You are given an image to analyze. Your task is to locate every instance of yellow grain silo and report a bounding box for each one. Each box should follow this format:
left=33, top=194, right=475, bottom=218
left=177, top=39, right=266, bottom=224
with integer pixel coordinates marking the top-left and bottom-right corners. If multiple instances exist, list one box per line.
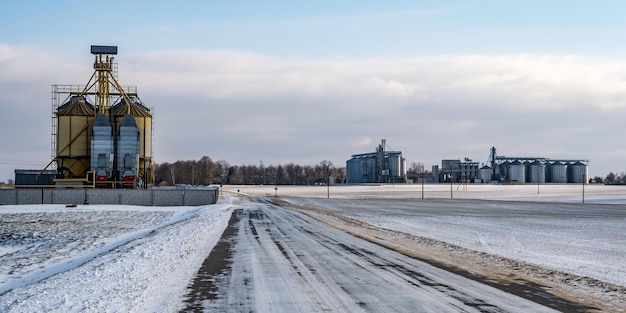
left=55, top=95, right=95, bottom=178
left=111, top=96, right=153, bottom=187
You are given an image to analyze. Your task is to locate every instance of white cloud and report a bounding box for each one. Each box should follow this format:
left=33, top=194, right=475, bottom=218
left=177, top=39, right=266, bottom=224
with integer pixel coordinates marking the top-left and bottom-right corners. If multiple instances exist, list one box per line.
left=1, top=45, right=626, bottom=181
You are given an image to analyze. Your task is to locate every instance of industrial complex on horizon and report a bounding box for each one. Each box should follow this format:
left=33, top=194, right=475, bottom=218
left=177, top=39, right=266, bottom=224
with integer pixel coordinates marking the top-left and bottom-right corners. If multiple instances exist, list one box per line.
left=346, top=140, right=589, bottom=185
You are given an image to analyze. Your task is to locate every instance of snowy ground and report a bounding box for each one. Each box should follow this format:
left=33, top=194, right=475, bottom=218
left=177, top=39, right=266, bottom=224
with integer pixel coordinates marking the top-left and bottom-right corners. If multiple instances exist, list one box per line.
left=0, top=200, right=234, bottom=312
left=0, top=184, right=624, bottom=312
left=228, top=183, right=626, bottom=204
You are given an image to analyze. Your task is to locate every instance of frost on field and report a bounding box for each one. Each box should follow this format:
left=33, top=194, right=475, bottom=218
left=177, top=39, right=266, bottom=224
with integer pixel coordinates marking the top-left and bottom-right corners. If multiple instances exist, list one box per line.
left=0, top=209, right=174, bottom=285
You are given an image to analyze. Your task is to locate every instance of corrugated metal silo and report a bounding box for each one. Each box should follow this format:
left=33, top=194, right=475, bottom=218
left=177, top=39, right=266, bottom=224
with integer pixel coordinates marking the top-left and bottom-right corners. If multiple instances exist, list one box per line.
left=387, top=152, right=402, bottom=177
left=56, top=95, right=95, bottom=178
left=117, top=114, right=140, bottom=187
left=529, top=160, right=546, bottom=184
left=90, top=114, right=113, bottom=180
left=508, top=160, right=526, bottom=183
left=549, top=162, right=568, bottom=183
left=568, top=161, right=588, bottom=184
left=112, top=96, right=153, bottom=187
left=480, top=165, right=491, bottom=183
left=346, top=155, right=377, bottom=183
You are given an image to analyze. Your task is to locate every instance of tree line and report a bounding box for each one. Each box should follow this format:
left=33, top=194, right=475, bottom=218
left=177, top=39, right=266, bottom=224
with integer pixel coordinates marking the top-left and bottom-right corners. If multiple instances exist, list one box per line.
left=153, top=157, right=346, bottom=186
left=152, top=158, right=436, bottom=186
left=594, top=172, right=626, bottom=185
left=154, top=158, right=626, bottom=186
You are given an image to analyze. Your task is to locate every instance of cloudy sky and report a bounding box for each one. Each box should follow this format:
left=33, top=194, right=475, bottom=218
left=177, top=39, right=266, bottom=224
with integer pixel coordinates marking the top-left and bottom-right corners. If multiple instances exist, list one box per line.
left=1, top=0, right=626, bottom=182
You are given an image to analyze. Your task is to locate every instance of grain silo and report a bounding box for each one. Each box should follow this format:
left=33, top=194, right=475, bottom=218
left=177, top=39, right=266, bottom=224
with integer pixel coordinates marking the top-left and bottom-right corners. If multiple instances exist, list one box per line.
left=346, top=139, right=406, bottom=184
left=387, top=152, right=402, bottom=178
left=111, top=96, right=153, bottom=187
left=47, top=45, right=153, bottom=188
left=55, top=95, right=95, bottom=178
left=116, top=114, right=140, bottom=188
left=90, top=114, right=113, bottom=186
left=528, top=160, right=546, bottom=184
left=549, top=162, right=568, bottom=183
left=508, top=160, right=526, bottom=183
left=479, top=165, right=491, bottom=183
left=568, top=161, right=588, bottom=184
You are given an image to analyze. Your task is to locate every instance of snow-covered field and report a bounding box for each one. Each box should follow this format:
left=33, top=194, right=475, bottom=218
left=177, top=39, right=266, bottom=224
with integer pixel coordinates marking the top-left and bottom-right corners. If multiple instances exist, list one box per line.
left=0, top=200, right=234, bottom=312
left=229, top=183, right=626, bottom=204
left=235, top=184, right=626, bottom=288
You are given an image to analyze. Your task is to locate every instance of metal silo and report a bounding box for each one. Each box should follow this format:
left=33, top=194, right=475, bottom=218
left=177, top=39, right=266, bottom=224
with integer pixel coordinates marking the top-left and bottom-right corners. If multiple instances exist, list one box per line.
left=529, top=160, right=546, bottom=184
left=346, top=155, right=377, bottom=183
left=508, top=160, right=526, bottom=183
left=480, top=165, right=491, bottom=183
left=56, top=95, right=95, bottom=178
left=117, top=114, right=140, bottom=188
left=112, top=96, right=153, bottom=188
left=90, top=114, right=113, bottom=186
left=387, top=152, right=402, bottom=178
left=549, top=162, right=568, bottom=183
left=568, top=161, right=588, bottom=184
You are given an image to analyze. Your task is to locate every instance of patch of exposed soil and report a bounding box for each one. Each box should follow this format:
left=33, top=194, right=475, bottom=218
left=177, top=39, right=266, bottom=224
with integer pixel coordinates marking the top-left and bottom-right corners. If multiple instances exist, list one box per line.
left=181, top=209, right=242, bottom=312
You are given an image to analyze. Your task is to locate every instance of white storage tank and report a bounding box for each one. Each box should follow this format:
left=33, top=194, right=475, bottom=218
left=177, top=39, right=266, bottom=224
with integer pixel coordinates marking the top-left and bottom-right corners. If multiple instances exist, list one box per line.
left=480, top=165, right=491, bottom=183
left=401, top=157, right=407, bottom=178
left=529, top=160, right=546, bottom=184
left=568, top=161, right=588, bottom=184
left=508, top=160, right=526, bottom=183
left=550, top=162, right=568, bottom=183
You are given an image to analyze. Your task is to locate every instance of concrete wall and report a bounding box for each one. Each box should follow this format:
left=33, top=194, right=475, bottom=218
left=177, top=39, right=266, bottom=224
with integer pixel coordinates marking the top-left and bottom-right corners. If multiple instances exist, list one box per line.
left=0, top=188, right=218, bottom=206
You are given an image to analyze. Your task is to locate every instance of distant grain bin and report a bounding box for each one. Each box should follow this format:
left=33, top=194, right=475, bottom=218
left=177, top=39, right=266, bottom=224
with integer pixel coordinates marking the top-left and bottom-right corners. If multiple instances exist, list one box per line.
left=508, top=160, right=526, bottom=183
left=346, top=139, right=407, bottom=184
left=550, top=162, right=568, bottom=183
left=46, top=45, right=153, bottom=188
left=479, top=165, right=491, bottom=183
left=568, top=161, right=588, bottom=183
left=484, top=147, right=588, bottom=184
left=528, top=160, right=546, bottom=184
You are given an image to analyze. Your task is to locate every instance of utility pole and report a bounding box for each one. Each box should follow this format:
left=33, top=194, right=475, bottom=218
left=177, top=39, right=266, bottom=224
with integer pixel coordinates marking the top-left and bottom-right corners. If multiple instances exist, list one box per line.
left=450, top=173, right=453, bottom=199
left=582, top=170, right=586, bottom=204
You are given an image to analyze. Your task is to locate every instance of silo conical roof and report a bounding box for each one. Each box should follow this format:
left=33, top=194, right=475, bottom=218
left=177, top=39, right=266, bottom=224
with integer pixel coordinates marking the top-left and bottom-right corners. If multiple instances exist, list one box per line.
left=57, top=96, right=95, bottom=116
left=111, top=96, right=150, bottom=117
